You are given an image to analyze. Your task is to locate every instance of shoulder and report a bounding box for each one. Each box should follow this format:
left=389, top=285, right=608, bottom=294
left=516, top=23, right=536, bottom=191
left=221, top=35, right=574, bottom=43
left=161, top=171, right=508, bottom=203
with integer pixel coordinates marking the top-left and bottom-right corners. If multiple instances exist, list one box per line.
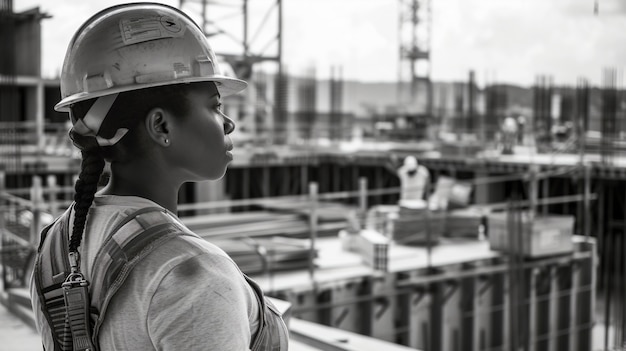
left=158, top=236, right=243, bottom=283
left=143, top=238, right=258, bottom=349
left=137, top=234, right=253, bottom=305
left=105, top=234, right=258, bottom=346
left=156, top=244, right=249, bottom=303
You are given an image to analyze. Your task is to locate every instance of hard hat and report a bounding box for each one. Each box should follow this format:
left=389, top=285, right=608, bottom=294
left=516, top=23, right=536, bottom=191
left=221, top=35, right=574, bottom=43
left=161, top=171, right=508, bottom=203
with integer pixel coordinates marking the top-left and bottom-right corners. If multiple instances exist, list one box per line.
left=54, top=2, right=247, bottom=112
left=502, top=116, right=518, bottom=133
left=403, top=155, right=418, bottom=168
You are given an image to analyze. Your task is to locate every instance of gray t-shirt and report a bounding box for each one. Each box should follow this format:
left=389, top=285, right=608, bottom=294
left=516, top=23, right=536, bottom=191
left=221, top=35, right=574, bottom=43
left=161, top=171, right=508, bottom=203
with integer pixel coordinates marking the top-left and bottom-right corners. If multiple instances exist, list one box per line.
left=32, top=195, right=260, bottom=350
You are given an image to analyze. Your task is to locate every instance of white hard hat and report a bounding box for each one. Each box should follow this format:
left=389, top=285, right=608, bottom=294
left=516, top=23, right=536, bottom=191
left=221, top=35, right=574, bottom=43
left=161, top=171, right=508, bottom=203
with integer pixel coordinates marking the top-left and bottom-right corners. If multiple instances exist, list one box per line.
left=502, top=117, right=518, bottom=133
left=403, top=155, right=418, bottom=168
left=55, top=2, right=247, bottom=112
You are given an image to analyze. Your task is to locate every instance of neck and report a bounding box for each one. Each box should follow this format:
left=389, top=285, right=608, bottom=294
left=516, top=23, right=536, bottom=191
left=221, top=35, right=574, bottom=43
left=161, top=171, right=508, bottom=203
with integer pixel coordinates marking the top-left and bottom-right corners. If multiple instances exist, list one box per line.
left=100, top=161, right=181, bottom=213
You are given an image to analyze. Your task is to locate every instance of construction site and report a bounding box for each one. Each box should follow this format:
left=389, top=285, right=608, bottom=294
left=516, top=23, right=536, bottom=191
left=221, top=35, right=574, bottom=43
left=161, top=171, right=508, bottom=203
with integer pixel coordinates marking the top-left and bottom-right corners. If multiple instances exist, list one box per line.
left=0, top=0, right=624, bottom=350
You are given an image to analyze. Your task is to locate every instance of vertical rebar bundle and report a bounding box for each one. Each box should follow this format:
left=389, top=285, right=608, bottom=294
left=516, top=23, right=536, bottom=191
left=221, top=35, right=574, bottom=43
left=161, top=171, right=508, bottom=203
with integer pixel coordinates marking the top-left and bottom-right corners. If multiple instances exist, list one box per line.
left=601, top=68, right=618, bottom=164
left=298, top=67, right=316, bottom=141
left=533, top=75, right=554, bottom=149
left=575, top=78, right=590, bottom=161
left=274, top=67, right=289, bottom=144
left=453, top=82, right=464, bottom=134
left=467, top=70, right=476, bottom=137
left=329, top=66, right=343, bottom=141
left=485, top=84, right=507, bottom=141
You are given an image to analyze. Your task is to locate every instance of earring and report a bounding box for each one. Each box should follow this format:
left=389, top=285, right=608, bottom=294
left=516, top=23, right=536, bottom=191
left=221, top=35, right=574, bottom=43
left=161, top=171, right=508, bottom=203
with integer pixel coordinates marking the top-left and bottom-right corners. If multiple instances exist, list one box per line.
left=164, top=138, right=169, bottom=144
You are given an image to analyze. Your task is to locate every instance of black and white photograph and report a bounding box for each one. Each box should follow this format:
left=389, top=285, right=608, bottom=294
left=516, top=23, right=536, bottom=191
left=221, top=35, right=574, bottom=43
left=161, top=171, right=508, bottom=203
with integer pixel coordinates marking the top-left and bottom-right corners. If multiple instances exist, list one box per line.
left=0, top=0, right=624, bottom=350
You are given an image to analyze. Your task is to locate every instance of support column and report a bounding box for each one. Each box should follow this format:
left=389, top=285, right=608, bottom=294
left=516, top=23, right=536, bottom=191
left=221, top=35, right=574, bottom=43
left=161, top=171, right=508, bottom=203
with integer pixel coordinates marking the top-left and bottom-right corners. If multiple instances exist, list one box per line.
left=36, top=81, right=45, bottom=154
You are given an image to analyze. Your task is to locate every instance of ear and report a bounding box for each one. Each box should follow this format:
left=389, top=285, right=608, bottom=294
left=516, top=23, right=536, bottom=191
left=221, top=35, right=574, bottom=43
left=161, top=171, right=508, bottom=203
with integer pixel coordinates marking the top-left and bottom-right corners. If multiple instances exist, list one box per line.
left=145, top=108, right=171, bottom=147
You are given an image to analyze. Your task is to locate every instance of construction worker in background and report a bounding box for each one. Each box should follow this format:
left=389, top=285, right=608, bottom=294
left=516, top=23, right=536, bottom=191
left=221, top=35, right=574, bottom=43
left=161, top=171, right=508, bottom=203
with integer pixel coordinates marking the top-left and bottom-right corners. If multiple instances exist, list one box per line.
left=30, top=3, right=288, bottom=350
left=501, top=116, right=519, bottom=155
left=397, top=155, right=430, bottom=206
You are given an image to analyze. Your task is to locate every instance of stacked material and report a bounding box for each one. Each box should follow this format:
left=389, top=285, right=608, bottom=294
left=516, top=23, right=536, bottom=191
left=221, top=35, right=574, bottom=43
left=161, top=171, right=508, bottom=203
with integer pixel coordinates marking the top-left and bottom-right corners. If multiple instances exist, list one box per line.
left=445, top=207, right=487, bottom=239
left=339, top=229, right=390, bottom=271
left=181, top=211, right=310, bottom=239
left=439, top=141, right=483, bottom=157
left=394, top=204, right=444, bottom=245
left=257, top=199, right=355, bottom=237
left=487, top=212, right=575, bottom=257
left=365, top=204, right=398, bottom=234
left=210, top=237, right=313, bottom=275
left=366, top=203, right=442, bottom=246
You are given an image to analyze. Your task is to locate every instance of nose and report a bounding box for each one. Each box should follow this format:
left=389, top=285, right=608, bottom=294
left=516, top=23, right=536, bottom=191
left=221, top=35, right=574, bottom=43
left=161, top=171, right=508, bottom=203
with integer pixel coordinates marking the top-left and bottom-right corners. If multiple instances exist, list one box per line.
left=222, top=113, right=235, bottom=135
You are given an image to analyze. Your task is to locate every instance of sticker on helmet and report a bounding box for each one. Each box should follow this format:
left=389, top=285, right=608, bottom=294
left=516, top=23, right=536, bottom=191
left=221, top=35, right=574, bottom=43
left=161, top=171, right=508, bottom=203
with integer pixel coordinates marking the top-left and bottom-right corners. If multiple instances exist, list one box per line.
left=160, top=16, right=182, bottom=33
left=119, top=16, right=185, bottom=46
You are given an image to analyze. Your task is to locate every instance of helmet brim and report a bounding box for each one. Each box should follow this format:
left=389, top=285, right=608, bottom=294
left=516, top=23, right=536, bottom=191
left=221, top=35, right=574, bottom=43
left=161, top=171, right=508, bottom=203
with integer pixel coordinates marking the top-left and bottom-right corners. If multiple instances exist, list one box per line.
left=54, top=76, right=247, bottom=112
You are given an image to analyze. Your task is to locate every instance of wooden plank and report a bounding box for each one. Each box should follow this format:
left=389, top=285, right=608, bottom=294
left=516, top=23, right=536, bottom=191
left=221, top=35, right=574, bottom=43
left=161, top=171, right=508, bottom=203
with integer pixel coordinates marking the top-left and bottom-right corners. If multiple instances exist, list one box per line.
left=290, top=318, right=420, bottom=351
left=181, top=211, right=300, bottom=228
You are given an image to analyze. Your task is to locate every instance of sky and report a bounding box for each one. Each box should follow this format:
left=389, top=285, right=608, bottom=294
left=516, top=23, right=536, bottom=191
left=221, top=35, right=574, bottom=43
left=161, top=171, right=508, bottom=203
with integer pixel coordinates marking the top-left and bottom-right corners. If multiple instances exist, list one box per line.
left=13, top=0, right=626, bottom=87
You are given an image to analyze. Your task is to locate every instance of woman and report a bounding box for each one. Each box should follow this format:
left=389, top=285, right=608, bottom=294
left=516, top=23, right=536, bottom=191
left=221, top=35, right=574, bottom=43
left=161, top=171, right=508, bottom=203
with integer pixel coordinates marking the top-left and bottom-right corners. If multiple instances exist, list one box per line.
left=30, top=3, right=288, bottom=350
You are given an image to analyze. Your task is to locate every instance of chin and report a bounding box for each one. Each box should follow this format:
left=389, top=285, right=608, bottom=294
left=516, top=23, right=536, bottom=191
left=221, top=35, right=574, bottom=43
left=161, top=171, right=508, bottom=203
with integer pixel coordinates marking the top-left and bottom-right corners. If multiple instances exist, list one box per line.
left=186, top=161, right=230, bottom=182
left=199, top=168, right=228, bottom=181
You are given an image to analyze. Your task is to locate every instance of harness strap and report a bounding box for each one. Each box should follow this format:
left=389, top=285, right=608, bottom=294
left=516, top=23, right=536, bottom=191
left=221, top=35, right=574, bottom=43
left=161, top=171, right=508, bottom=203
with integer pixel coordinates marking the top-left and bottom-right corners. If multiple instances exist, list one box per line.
left=34, top=206, right=73, bottom=351
left=34, top=204, right=196, bottom=351
left=88, top=209, right=197, bottom=347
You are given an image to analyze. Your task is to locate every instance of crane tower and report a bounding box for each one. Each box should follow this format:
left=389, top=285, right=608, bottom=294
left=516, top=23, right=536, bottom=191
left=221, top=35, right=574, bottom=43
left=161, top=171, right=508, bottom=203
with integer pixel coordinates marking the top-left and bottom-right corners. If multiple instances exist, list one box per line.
left=398, top=0, right=432, bottom=117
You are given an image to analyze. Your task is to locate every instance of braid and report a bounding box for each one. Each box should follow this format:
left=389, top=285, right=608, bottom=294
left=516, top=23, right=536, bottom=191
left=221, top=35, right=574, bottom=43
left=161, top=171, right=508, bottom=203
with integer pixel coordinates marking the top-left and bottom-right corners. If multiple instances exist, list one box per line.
left=69, top=144, right=105, bottom=253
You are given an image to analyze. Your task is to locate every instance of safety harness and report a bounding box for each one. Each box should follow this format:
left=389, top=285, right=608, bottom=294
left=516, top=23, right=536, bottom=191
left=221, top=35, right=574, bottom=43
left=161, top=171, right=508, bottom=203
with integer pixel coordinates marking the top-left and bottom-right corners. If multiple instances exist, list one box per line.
left=33, top=204, right=289, bottom=351
left=33, top=205, right=199, bottom=351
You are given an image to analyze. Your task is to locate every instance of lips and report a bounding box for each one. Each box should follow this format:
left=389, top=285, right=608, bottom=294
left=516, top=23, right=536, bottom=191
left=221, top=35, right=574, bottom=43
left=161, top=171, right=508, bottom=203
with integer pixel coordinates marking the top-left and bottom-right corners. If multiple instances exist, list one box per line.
left=225, top=137, right=234, bottom=151
left=225, top=143, right=234, bottom=160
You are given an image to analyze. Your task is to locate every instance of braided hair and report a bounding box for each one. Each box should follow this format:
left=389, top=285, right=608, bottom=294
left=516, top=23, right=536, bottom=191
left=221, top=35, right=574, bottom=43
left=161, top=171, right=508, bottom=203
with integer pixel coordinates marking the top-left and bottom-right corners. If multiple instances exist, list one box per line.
left=68, top=133, right=105, bottom=252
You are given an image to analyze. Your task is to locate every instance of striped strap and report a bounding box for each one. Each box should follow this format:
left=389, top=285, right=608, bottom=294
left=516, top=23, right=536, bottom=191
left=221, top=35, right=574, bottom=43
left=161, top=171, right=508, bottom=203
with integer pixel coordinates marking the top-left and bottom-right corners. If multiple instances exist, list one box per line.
left=34, top=206, right=74, bottom=351
left=88, top=208, right=197, bottom=342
